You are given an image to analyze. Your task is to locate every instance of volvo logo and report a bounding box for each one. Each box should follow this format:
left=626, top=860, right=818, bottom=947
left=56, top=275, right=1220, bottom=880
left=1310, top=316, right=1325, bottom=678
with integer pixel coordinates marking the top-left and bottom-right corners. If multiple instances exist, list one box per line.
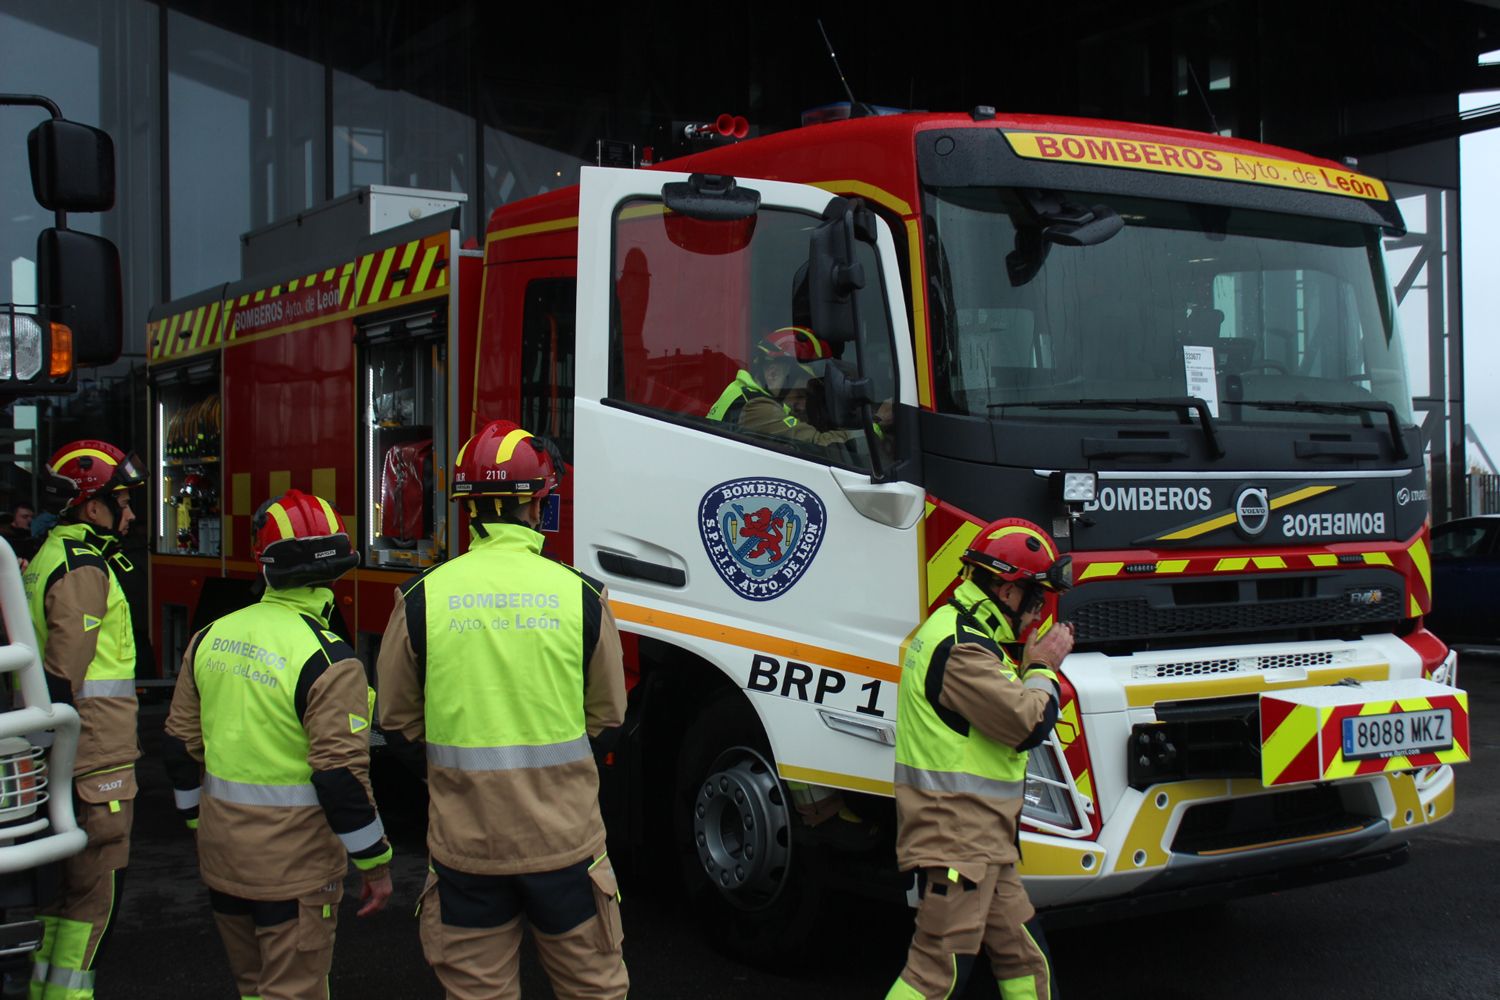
left=1397, top=486, right=1427, bottom=506
left=1234, top=486, right=1270, bottom=537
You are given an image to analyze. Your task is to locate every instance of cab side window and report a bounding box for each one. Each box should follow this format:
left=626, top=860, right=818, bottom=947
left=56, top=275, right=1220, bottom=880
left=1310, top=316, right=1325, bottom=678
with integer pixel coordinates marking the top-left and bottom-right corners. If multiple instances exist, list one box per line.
left=519, top=278, right=576, bottom=464
left=607, top=198, right=896, bottom=471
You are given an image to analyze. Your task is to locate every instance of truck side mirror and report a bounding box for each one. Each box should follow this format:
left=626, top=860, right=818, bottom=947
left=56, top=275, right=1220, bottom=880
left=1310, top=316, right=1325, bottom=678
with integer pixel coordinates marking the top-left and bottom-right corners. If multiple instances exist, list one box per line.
left=37, top=228, right=122, bottom=366
left=27, top=119, right=115, bottom=213
left=806, top=199, right=875, bottom=345
left=818, top=360, right=875, bottom=430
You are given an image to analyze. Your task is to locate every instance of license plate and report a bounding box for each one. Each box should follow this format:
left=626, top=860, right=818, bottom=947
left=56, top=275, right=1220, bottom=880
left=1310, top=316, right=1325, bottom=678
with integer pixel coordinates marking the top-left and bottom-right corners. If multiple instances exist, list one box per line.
left=1341, top=710, right=1453, bottom=761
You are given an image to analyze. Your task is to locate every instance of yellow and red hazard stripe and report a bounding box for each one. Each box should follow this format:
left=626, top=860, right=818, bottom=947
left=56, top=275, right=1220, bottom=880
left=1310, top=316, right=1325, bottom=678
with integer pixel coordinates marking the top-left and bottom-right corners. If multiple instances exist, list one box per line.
left=1072, top=530, right=1432, bottom=616
left=1260, top=691, right=1470, bottom=786
left=148, top=232, right=451, bottom=363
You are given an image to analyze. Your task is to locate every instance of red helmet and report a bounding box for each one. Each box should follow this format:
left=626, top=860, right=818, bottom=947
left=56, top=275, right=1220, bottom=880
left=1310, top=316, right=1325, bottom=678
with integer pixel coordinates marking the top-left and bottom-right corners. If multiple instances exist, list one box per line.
left=43, top=440, right=145, bottom=512
left=170, top=472, right=218, bottom=512
left=961, top=518, right=1072, bottom=592
left=450, top=420, right=560, bottom=501
left=252, top=489, right=359, bottom=588
left=755, top=326, right=832, bottom=383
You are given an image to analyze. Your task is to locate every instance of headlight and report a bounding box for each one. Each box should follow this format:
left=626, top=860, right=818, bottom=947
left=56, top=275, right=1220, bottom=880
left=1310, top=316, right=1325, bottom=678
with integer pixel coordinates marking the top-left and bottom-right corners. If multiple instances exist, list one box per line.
left=1023, top=741, right=1081, bottom=831
left=0, top=312, right=44, bottom=380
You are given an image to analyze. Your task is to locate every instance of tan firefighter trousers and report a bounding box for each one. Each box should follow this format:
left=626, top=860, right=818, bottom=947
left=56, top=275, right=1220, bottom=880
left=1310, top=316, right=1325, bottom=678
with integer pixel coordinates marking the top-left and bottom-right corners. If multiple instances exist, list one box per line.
left=417, top=854, right=627, bottom=1000
left=209, top=881, right=342, bottom=1000
left=889, top=862, right=1051, bottom=1000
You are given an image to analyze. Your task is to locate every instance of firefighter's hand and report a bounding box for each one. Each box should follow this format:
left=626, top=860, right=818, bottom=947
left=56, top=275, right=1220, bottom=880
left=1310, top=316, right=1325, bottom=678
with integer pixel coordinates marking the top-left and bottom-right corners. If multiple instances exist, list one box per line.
left=1023, top=621, right=1074, bottom=670
left=357, top=866, right=393, bottom=917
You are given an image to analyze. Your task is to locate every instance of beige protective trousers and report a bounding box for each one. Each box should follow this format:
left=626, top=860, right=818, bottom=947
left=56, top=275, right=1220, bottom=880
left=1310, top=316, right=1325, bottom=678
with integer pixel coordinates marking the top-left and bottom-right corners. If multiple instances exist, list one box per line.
left=209, top=882, right=342, bottom=1000
left=417, top=855, right=627, bottom=1000
left=888, top=863, right=1051, bottom=1000
left=29, top=798, right=132, bottom=1000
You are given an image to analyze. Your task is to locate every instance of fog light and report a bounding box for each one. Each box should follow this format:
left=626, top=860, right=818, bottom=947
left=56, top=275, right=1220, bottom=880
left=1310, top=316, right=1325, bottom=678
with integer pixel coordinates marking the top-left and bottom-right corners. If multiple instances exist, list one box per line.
left=1062, top=471, right=1097, bottom=504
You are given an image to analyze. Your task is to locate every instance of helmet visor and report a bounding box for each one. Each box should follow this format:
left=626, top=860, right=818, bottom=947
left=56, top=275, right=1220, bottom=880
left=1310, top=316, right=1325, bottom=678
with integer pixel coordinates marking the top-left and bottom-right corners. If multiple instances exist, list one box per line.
left=107, top=452, right=147, bottom=492
left=1039, top=554, right=1073, bottom=592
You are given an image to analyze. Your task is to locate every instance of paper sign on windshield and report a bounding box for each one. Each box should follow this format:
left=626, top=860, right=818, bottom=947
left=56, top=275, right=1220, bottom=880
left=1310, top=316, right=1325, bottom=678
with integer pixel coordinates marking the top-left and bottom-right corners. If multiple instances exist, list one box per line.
left=1182, top=345, right=1220, bottom=418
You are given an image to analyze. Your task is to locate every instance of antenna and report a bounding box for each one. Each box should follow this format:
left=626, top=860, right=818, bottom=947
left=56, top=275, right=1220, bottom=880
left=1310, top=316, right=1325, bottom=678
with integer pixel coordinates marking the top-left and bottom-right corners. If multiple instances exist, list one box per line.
left=817, top=19, right=869, bottom=118
left=1185, top=60, right=1221, bottom=136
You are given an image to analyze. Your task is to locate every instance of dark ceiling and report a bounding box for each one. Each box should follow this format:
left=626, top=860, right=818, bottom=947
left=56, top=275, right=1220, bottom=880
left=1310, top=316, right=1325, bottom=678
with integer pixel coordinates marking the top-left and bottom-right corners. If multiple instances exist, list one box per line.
left=158, top=0, right=1500, bottom=184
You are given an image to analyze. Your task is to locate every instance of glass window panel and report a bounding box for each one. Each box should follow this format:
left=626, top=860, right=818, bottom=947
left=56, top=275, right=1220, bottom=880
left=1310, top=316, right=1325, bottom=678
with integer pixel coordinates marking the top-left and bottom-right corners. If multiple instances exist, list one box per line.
left=483, top=126, right=586, bottom=216
left=168, top=12, right=323, bottom=296
left=0, top=0, right=159, bottom=357
left=608, top=201, right=897, bottom=471
left=333, top=72, right=477, bottom=238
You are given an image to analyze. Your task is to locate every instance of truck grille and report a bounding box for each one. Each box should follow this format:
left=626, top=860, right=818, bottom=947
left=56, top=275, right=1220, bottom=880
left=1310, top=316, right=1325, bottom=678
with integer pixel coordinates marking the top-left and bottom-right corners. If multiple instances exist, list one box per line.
left=1132, top=649, right=1346, bottom=680
left=1069, top=581, right=1402, bottom=646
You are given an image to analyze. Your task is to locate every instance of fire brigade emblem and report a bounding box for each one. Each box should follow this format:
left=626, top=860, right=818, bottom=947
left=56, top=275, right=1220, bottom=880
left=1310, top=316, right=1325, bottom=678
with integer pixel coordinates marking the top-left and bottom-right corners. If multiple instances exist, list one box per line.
left=699, top=478, right=827, bottom=601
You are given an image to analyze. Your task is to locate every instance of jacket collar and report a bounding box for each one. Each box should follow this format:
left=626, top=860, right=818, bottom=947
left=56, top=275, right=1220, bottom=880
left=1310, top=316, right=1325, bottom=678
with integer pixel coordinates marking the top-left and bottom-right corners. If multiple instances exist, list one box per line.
left=51, top=520, right=116, bottom=554
left=260, top=585, right=336, bottom=625
left=950, top=578, right=1018, bottom=644
left=734, top=369, right=771, bottom=398
left=469, top=520, right=545, bottom=555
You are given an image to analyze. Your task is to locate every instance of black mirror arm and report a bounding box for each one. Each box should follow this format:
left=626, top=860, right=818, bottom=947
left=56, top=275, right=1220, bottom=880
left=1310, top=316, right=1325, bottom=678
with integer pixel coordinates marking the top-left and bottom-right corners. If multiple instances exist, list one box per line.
left=0, top=94, right=66, bottom=229
left=836, top=209, right=888, bottom=480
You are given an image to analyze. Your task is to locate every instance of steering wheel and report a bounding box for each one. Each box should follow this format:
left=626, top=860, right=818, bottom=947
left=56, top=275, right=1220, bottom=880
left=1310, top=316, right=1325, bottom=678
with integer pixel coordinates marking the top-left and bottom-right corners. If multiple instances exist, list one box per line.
left=1239, top=360, right=1288, bottom=375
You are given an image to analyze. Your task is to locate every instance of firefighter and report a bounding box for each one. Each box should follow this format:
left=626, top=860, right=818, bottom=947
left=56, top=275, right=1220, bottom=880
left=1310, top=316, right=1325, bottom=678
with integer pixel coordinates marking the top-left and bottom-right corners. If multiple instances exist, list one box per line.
left=886, top=517, right=1075, bottom=1000
left=377, top=419, right=628, bottom=1000
left=22, top=440, right=145, bottom=1000
left=707, top=326, right=861, bottom=448
left=162, top=489, right=393, bottom=1000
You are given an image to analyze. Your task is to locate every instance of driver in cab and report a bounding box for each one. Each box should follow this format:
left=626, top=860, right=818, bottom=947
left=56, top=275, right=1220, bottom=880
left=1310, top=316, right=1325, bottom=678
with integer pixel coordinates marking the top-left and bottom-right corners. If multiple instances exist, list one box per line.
left=708, top=326, right=889, bottom=456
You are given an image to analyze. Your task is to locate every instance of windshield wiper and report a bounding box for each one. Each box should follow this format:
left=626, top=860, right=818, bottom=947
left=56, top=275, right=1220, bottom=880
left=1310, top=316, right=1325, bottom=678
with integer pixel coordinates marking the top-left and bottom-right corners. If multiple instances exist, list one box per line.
left=988, top=396, right=1223, bottom=459
left=1233, top=399, right=1408, bottom=460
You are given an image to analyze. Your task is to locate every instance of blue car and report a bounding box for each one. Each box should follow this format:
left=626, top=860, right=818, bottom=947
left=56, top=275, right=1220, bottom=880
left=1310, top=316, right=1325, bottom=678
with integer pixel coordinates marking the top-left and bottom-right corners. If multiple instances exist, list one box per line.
left=1427, top=514, right=1500, bottom=645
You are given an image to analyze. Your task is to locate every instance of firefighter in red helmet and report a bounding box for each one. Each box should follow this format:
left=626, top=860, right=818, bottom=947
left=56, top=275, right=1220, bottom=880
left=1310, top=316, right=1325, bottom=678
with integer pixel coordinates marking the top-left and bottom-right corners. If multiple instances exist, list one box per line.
left=708, top=326, right=864, bottom=450
left=886, top=518, right=1075, bottom=1000
left=377, top=420, right=628, bottom=999
left=23, top=440, right=145, bottom=999
left=163, top=489, right=392, bottom=1000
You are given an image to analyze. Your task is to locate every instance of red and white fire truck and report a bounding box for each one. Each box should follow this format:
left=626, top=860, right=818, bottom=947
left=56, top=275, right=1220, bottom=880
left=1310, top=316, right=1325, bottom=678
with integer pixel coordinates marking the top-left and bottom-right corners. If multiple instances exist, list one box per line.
left=145, top=109, right=1470, bottom=949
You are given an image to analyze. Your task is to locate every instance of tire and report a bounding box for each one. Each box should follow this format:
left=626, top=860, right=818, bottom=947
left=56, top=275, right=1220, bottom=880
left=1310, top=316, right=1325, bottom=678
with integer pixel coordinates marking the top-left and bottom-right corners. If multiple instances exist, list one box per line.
left=673, top=691, right=829, bottom=967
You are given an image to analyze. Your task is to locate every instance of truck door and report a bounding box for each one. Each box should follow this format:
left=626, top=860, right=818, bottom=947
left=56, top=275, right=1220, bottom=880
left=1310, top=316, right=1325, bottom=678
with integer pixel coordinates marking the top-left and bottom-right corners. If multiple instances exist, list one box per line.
left=573, top=166, right=922, bottom=789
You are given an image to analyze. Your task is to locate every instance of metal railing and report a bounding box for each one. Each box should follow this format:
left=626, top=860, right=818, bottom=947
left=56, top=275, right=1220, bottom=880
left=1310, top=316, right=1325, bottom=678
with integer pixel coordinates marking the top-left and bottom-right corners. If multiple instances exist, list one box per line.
left=0, top=539, right=84, bottom=872
left=1468, top=473, right=1500, bottom=515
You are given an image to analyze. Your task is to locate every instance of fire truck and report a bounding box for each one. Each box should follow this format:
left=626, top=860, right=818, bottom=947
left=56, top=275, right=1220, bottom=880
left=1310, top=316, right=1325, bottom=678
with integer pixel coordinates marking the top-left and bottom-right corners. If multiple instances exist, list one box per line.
left=145, top=109, right=1470, bottom=951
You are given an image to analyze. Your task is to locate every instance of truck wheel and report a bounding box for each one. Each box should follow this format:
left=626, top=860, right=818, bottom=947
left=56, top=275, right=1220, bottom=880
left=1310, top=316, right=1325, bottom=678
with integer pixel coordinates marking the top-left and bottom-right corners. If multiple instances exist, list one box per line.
left=674, top=692, right=828, bottom=966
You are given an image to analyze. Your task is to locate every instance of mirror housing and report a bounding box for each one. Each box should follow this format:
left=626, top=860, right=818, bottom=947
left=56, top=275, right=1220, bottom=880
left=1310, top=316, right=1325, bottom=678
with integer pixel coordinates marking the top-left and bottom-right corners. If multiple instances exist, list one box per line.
left=28, top=118, right=115, bottom=213
left=662, top=173, right=760, bottom=221
left=819, top=360, right=875, bottom=430
left=806, top=198, right=876, bottom=345
left=37, top=228, right=122, bottom=366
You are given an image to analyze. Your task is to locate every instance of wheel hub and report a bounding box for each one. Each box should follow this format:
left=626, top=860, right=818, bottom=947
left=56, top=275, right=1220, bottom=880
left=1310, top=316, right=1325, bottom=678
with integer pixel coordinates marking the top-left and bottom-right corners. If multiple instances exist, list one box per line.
left=692, top=745, right=792, bottom=910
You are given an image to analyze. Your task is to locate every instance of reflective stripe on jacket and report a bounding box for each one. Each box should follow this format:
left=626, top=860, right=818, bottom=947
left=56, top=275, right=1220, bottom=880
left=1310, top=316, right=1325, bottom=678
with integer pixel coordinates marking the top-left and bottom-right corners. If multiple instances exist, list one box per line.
left=377, top=521, right=627, bottom=875
left=165, top=585, right=391, bottom=899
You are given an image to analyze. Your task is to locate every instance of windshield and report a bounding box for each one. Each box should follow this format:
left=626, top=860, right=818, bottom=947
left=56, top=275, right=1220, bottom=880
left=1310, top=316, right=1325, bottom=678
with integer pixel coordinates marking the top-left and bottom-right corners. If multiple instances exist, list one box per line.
left=926, top=189, right=1413, bottom=428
